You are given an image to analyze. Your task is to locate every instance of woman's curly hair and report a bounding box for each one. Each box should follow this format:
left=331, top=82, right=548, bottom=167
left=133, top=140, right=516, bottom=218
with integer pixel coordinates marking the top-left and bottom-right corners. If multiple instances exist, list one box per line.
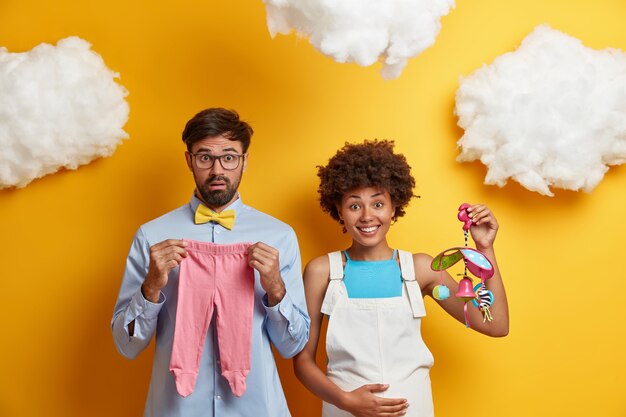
left=317, top=140, right=416, bottom=222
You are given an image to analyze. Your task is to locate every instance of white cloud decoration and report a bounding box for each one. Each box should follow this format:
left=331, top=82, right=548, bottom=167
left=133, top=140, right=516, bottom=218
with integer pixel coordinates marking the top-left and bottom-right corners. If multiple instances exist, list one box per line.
left=264, top=0, right=455, bottom=79
left=455, top=25, right=626, bottom=196
left=0, top=37, right=129, bottom=189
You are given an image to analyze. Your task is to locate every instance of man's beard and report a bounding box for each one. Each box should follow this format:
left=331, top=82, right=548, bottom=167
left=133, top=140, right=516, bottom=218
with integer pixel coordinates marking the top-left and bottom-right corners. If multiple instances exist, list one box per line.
left=197, top=174, right=241, bottom=208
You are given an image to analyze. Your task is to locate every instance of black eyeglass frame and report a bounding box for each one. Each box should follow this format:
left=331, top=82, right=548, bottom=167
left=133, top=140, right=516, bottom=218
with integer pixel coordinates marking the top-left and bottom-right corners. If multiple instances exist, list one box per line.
left=187, top=152, right=246, bottom=170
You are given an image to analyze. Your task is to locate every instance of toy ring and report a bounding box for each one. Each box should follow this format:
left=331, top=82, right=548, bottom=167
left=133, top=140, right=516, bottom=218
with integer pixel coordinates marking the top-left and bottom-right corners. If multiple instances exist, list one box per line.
left=471, top=283, right=494, bottom=308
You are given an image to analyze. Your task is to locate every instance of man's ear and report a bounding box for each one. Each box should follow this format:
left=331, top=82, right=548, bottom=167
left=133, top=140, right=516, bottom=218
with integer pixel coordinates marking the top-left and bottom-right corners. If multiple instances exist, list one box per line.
left=242, top=153, right=249, bottom=172
left=185, top=151, right=193, bottom=171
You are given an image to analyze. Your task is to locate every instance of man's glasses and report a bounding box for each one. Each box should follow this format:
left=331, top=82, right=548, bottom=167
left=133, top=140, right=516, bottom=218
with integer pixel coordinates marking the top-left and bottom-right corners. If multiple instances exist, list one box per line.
left=188, top=153, right=244, bottom=170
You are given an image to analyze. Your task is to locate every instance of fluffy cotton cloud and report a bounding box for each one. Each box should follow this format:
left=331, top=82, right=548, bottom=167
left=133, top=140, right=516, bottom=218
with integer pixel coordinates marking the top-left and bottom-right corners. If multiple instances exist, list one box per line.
left=264, top=0, right=455, bottom=79
left=455, top=25, right=626, bottom=196
left=0, top=37, right=129, bottom=189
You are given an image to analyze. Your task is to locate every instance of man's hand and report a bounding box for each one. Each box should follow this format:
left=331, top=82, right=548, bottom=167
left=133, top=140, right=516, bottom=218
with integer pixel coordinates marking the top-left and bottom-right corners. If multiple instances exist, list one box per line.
left=141, top=239, right=188, bottom=303
left=247, top=242, right=286, bottom=306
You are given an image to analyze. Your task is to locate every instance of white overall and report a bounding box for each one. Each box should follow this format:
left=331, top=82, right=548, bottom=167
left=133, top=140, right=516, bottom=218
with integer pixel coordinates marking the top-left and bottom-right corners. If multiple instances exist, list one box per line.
left=320, top=250, right=435, bottom=417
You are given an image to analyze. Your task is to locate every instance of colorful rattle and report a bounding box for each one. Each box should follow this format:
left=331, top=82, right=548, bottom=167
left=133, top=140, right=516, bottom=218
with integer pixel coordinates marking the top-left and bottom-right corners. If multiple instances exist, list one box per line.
left=430, top=203, right=495, bottom=328
left=472, top=283, right=494, bottom=322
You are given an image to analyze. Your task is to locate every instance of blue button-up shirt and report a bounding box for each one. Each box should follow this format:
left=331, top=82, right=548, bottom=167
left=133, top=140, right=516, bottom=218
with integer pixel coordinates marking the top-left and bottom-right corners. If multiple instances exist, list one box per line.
left=111, top=195, right=310, bottom=417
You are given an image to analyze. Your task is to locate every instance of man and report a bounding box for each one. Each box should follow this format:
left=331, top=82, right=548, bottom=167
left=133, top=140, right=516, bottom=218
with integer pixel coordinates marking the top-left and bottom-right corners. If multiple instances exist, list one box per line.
left=111, top=108, right=310, bottom=417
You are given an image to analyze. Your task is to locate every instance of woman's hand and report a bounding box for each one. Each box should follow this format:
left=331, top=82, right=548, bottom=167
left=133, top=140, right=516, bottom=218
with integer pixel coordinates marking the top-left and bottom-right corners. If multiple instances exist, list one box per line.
left=340, top=384, right=408, bottom=417
left=467, top=204, right=499, bottom=251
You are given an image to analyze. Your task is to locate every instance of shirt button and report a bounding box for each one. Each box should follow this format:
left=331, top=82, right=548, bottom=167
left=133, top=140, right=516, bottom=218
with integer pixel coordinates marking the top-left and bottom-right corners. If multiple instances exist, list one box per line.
left=215, top=230, right=220, bottom=234
left=216, top=395, right=222, bottom=400
left=289, top=326, right=294, bottom=332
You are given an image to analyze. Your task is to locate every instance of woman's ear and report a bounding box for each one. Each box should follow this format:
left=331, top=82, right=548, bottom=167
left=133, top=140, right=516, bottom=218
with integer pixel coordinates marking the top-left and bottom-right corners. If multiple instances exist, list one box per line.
left=335, top=205, right=343, bottom=221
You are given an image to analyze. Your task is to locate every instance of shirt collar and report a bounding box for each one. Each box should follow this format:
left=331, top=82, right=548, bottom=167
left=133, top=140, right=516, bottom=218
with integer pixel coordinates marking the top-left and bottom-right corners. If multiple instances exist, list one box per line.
left=189, top=193, right=244, bottom=216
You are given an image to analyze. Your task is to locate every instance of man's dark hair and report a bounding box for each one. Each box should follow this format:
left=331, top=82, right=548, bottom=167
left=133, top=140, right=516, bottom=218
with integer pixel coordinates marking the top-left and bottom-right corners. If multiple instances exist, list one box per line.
left=182, top=108, right=253, bottom=152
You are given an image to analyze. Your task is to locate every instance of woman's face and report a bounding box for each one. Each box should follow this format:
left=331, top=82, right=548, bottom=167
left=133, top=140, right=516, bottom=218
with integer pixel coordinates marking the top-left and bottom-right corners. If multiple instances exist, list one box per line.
left=338, top=186, right=396, bottom=248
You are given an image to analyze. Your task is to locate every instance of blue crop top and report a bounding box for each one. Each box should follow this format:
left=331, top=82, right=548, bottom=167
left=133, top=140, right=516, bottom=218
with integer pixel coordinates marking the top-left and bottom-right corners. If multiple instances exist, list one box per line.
left=343, top=250, right=403, bottom=298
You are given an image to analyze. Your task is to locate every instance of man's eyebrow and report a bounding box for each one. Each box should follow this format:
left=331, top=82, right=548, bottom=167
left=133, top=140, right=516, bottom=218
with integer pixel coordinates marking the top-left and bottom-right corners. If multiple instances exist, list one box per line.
left=194, top=146, right=239, bottom=153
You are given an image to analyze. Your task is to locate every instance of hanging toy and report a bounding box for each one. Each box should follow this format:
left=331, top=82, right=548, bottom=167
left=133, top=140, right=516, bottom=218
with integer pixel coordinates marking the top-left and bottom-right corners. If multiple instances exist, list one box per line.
left=432, top=283, right=450, bottom=300
left=430, top=203, right=495, bottom=328
left=457, top=203, right=473, bottom=231
left=472, top=283, right=494, bottom=322
left=432, top=255, right=450, bottom=300
left=456, top=276, right=476, bottom=327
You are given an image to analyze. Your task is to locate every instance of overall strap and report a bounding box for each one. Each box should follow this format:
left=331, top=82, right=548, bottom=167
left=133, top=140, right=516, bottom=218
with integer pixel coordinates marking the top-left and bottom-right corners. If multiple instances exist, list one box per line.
left=398, top=250, right=426, bottom=318
left=329, top=251, right=344, bottom=280
left=321, top=251, right=345, bottom=315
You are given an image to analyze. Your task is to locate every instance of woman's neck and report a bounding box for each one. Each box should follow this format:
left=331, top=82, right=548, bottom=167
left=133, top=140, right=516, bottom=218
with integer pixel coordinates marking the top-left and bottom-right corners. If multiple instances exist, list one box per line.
left=346, top=241, right=393, bottom=261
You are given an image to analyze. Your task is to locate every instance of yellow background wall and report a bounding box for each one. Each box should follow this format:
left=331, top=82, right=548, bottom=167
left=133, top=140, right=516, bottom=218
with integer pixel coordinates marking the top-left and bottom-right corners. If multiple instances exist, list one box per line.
left=1, top=1, right=625, bottom=416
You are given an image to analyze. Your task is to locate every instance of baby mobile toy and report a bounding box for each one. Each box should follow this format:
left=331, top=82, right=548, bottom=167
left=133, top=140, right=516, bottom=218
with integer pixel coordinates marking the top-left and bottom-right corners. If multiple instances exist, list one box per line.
left=430, top=203, right=495, bottom=328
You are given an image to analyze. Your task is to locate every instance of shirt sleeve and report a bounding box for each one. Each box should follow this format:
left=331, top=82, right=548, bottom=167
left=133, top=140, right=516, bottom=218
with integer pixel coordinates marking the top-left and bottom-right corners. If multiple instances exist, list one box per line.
left=111, top=228, right=164, bottom=359
left=262, top=229, right=310, bottom=358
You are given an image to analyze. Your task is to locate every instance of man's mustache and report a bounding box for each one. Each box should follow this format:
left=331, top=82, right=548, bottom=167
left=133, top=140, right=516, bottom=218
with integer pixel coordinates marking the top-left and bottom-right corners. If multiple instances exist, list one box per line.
left=205, top=175, right=231, bottom=185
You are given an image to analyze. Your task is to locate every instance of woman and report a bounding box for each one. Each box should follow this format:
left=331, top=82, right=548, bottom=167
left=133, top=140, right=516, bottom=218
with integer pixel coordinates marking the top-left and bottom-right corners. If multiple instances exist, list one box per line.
left=293, top=140, right=509, bottom=417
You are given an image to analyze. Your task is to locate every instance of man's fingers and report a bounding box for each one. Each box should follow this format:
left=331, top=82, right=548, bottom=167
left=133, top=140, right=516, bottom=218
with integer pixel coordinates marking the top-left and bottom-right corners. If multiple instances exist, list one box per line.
left=248, top=245, right=279, bottom=273
left=248, top=249, right=272, bottom=265
left=150, top=248, right=187, bottom=278
left=248, top=259, right=263, bottom=273
left=248, top=256, right=272, bottom=275
left=151, top=244, right=188, bottom=260
left=248, top=242, right=278, bottom=257
left=151, top=239, right=188, bottom=251
left=165, top=259, right=179, bottom=269
left=163, top=253, right=184, bottom=265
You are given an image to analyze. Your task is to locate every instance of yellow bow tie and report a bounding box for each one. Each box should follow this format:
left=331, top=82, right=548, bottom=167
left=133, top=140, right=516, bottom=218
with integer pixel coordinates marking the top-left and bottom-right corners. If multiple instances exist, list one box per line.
left=195, top=205, right=236, bottom=230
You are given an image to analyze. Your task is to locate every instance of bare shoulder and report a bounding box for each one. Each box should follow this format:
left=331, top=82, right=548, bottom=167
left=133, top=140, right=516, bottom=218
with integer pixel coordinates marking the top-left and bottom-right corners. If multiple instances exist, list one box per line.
left=302, top=254, right=334, bottom=301
left=412, top=252, right=438, bottom=291
left=304, top=254, right=331, bottom=282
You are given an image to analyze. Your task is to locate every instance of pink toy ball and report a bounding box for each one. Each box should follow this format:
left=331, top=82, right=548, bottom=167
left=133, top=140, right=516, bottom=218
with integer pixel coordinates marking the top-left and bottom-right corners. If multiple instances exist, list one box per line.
left=457, top=203, right=473, bottom=231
